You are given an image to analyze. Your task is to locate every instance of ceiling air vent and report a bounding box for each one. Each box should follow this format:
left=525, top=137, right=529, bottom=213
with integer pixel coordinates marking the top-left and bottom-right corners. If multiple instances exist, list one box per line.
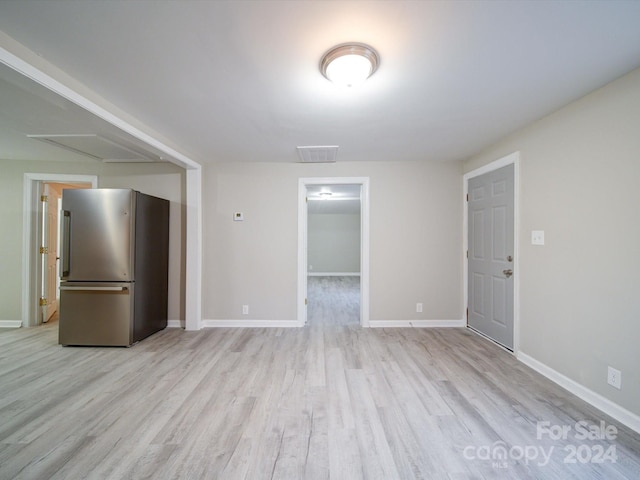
left=27, top=134, right=155, bottom=162
left=296, top=145, right=339, bottom=163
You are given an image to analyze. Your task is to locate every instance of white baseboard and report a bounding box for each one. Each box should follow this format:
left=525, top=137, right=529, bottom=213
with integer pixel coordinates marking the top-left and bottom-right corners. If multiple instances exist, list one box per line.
left=517, top=351, right=640, bottom=435
left=202, top=319, right=300, bottom=328
left=166, top=320, right=184, bottom=328
left=307, top=272, right=361, bottom=277
left=369, top=319, right=466, bottom=328
left=0, top=320, right=22, bottom=328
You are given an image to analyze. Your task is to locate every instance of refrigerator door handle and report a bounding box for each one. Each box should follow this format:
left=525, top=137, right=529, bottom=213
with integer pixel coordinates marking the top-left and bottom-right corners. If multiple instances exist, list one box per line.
left=61, top=210, right=71, bottom=278
left=59, top=286, right=129, bottom=292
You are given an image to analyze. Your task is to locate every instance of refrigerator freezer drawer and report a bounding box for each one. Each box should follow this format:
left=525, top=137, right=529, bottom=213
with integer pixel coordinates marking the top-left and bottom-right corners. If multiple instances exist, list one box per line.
left=59, top=283, right=134, bottom=346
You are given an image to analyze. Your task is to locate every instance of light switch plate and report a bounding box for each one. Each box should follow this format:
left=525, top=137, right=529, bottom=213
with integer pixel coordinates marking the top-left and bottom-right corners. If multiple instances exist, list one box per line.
left=233, top=212, right=244, bottom=221
left=531, top=230, right=545, bottom=245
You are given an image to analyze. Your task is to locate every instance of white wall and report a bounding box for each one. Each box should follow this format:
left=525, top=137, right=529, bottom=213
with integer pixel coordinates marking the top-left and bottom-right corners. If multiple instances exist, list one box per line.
left=308, top=213, right=360, bottom=274
left=464, top=67, right=640, bottom=417
left=202, top=159, right=462, bottom=322
left=0, top=159, right=185, bottom=324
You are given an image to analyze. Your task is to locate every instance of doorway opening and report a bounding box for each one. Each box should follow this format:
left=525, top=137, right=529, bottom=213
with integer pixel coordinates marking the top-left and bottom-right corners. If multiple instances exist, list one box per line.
left=39, top=182, right=93, bottom=325
left=307, top=184, right=361, bottom=326
left=23, top=173, right=97, bottom=327
left=298, top=177, right=370, bottom=327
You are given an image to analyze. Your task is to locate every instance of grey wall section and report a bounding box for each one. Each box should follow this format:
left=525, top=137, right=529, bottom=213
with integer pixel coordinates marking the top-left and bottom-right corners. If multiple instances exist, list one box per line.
left=202, top=160, right=462, bottom=322
left=0, top=160, right=26, bottom=322
left=464, top=67, right=640, bottom=417
left=0, top=159, right=185, bottom=323
left=308, top=213, right=361, bottom=274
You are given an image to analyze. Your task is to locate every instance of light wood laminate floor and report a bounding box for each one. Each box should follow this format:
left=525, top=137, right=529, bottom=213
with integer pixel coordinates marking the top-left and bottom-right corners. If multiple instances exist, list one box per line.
left=1, top=292, right=639, bottom=478
left=308, top=276, right=360, bottom=327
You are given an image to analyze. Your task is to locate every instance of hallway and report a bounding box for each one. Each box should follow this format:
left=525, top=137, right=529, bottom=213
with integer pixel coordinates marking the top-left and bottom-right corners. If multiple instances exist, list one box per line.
left=307, top=276, right=360, bottom=326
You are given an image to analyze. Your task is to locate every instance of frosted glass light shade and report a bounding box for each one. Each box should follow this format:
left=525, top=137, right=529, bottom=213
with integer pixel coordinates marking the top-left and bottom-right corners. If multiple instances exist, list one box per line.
left=321, top=43, right=379, bottom=88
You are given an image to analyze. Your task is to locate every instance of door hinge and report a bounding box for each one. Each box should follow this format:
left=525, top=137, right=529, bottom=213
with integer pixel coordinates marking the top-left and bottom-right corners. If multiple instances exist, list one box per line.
left=39, top=246, right=48, bottom=254
left=466, top=193, right=469, bottom=202
left=466, top=307, right=468, bottom=319
left=305, top=298, right=308, bottom=305
left=466, top=250, right=468, bottom=258
left=39, top=297, right=48, bottom=306
left=41, top=195, right=48, bottom=202
left=305, top=197, right=308, bottom=203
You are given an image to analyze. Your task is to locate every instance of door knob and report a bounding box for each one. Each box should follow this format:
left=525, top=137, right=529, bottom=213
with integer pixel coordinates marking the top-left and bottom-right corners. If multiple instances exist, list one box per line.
left=503, top=269, right=513, bottom=278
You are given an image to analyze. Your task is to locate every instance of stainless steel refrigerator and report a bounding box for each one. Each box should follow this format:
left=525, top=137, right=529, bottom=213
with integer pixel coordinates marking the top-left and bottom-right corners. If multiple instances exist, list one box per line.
left=59, top=188, right=169, bottom=346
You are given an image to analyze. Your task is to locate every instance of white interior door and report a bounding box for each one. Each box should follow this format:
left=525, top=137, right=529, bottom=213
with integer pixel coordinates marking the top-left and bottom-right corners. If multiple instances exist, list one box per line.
left=38, top=183, right=50, bottom=323
left=467, top=164, right=514, bottom=349
left=39, top=183, right=61, bottom=323
left=44, top=184, right=61, bottom=321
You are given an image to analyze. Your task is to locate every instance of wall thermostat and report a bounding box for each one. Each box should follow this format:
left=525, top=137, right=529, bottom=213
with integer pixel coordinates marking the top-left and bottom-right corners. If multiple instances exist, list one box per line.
left=233, top=212, right=244, bottom=221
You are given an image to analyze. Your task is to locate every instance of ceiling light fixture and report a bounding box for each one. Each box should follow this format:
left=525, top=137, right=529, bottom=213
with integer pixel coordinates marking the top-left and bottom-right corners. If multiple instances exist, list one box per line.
left=320, top=43, right=379, bottom=88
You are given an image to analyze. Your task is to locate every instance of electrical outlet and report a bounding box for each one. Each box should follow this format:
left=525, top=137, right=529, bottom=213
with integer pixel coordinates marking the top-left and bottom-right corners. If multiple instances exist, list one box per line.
left=242, top=305, right=249, bottom=315
left=416, top=303, right=423, bottom=313
left=607, top=366, right=622, bottom=389
left=531, top=230, right=545, bottom=245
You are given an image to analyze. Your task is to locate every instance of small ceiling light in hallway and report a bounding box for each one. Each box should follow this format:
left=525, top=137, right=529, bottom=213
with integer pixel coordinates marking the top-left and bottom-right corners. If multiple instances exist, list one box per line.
left=320, top=43, right=379, bottom=88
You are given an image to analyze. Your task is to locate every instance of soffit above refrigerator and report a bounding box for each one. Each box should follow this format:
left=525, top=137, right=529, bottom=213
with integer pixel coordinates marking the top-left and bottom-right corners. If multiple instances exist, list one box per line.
left=26, top=133, right=157, bottom=162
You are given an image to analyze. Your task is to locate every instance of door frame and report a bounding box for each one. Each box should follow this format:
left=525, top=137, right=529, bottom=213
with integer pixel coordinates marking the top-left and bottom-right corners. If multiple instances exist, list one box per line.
left=463, top=152, right=520, bottom=353
left=22, top=173, right=98, bottom=327
left=298, top=177, right=370, bottom=327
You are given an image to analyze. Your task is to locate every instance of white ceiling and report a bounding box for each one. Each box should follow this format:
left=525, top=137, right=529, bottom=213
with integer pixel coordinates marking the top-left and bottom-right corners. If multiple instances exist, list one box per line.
left=1, top=1, right=640, bottom=165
